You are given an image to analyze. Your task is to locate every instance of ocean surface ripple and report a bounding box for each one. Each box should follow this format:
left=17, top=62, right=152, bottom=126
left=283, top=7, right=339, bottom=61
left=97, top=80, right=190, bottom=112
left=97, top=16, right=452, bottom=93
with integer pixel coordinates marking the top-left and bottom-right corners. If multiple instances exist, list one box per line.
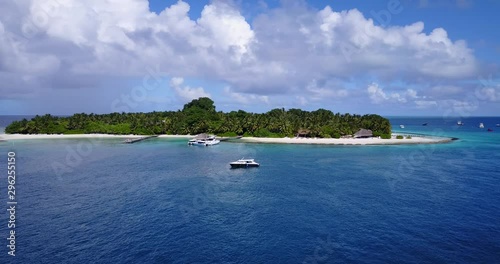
left=0, top=116, right=499, bottom=263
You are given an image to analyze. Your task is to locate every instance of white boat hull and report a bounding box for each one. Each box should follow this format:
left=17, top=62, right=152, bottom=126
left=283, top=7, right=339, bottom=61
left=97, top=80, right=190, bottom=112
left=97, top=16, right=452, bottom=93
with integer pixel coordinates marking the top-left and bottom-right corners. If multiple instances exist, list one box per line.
left=229, top=159, right=260, bottom=168
left=188, top=139, right=220, bottom=146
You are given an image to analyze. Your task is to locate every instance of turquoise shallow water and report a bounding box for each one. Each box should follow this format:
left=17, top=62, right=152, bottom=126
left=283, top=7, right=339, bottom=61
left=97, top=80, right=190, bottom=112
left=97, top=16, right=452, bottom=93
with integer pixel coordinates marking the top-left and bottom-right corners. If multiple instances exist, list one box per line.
left=0, top=116, right=499, bottom=263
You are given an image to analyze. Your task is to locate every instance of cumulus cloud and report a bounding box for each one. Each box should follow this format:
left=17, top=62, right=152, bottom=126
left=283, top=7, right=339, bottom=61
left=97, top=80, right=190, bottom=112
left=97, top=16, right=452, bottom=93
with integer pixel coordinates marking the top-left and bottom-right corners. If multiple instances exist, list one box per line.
left=223, top=86, right=269, bottom=105
left=0, top=0, right=482, bottom=109
left=367, top=83, right=389, bottom=104
left=475, top=87, right=500, bottom=102
left=304, top=79, right=348, bottom=101
left=367, top=83, right=418, bottom=104
left=169, top=77, right=210, bottom=102
left=473, top=75, right=500, bottom=102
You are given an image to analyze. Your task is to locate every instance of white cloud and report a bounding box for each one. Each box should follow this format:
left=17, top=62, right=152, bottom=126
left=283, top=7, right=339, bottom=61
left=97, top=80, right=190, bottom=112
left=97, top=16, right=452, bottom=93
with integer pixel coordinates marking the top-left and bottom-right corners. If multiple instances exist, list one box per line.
left=170, top=77, right=184, bottom=87
left=196, top=2, right=255, bottom=62
left=223, top=86, right=269, bottom=105
left=443, top=99, right=478, bottom=114
left=0, top=0, right=483, bottom=108
left=296, top=96, right=308, bottom=106
left=431, top=85, right=464, bottom=97
left=305, top=79, right=348, bottom=101
left=367, top=83, right=420, bottom=104
left=475, top=87, right=500, bottom=102
left=367, top=83, right=389, bottom=104
left=169, top=77, right=210, bottom=102
left=415, top=100, right=438, bottom=109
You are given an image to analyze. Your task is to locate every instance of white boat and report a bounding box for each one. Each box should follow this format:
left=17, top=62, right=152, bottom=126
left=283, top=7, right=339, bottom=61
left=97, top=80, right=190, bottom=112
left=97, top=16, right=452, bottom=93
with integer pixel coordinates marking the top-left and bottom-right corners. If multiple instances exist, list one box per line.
left=188, top=135, right=220, bottom=146
left=230, top=158, right=260, bottom=168
left=479, top=123, right=484, bottom=128
left=496, top=124, right=500, bottom=127
left=457, top=121, right=463, bottom=126
left=399, top=125, right=405, bottom=129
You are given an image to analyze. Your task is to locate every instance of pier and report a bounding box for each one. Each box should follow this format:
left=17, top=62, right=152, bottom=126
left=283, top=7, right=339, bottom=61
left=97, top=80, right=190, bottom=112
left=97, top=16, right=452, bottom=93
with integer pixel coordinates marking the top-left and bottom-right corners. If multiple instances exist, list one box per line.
left=123, top=135, right=158, bottom=144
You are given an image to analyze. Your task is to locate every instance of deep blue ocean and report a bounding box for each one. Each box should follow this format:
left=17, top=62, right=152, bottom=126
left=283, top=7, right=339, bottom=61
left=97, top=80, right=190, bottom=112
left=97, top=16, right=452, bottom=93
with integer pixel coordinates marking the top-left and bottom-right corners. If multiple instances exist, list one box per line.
left=0, top=116, right=499, bottom=263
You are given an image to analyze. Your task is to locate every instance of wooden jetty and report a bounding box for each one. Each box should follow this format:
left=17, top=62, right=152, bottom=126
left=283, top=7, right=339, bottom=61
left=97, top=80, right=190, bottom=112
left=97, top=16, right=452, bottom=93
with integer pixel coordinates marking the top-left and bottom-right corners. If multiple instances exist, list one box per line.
left=123, top=135, right=158, bottom=144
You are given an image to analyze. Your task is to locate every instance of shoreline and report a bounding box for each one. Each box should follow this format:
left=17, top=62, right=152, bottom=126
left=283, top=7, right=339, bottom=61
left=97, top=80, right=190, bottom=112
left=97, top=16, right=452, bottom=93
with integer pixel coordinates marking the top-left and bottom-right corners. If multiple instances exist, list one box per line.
left=238, top=135, right=454, bottom=145
left=0, top=133, right=454, bottom=145
left=0, top=134, right=192, bottom=140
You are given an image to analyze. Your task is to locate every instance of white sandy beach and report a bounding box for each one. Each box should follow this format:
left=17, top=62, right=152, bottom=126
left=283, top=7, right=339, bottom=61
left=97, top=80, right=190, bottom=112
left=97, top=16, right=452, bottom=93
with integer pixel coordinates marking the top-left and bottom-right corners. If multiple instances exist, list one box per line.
left=0, top=134, right=192, bottom=140
left=238, top=135, right=453, bottom=145
left=0, top=133, right=453, bottom=145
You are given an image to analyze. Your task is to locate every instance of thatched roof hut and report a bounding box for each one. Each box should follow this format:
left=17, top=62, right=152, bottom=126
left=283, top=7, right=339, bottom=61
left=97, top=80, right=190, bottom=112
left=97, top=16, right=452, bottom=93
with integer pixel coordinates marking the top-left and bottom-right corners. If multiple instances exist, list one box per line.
left=354, top=129, right=373, bottom=138
left=296, top=129, right=311, bottom=137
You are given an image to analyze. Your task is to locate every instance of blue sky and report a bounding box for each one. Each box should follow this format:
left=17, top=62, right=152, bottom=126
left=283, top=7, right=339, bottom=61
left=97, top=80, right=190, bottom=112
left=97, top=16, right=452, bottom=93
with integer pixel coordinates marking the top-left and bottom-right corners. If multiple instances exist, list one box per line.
left=0, top=0, right=499, bottom=116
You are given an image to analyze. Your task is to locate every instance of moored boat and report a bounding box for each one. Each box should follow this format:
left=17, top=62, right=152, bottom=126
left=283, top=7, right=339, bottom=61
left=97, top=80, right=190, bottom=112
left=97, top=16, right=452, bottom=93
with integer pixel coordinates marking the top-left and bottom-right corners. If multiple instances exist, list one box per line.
left=479, top=123, right=484, bottom=128
left=230, top=158, right=260, bottom=168
left=188, top=134, right=220, bottom=146
left=487, top=128, right=493, bottom=132
left=400, top=125, right=405, bottom=129
left=457, top=121, right=463, bottom=126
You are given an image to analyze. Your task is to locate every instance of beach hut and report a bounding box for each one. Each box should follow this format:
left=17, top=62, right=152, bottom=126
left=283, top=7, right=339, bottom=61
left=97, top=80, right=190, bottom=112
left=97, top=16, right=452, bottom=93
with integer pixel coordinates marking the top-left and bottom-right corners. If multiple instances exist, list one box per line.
left=296, top=129, right=311, bottom=138
left=354, top=129, right=373, bottom=138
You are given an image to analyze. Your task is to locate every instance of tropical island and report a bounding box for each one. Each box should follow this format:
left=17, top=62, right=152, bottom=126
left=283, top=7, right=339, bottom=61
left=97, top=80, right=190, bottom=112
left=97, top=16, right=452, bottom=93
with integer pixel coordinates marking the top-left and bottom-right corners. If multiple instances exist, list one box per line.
left=2, top=97, right=453, bottom=145
left=5, top=97, right=391, bottom=138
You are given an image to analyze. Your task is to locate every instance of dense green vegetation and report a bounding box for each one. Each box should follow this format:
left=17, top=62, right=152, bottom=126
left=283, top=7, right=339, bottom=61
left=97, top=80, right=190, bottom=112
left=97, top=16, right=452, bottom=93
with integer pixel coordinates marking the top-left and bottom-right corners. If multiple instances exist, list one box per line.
left=5, top=97, right=391, bottom=137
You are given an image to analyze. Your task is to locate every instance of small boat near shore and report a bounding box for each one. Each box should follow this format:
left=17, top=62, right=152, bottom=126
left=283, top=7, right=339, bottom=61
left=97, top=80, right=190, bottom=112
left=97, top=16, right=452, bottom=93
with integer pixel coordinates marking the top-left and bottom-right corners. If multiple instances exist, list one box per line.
left=488, top=128, right=493, bottom=132
left=188, top=134, right=220, bottom=146
left=457, top=121, right=463, bottom=126
left=400, top=125, right=405, bottom=129
left=479, top=123, right=484, bottom=128
left=230, top=158, right=260, bottom=168
left=422, top=123, right=428, bottom=126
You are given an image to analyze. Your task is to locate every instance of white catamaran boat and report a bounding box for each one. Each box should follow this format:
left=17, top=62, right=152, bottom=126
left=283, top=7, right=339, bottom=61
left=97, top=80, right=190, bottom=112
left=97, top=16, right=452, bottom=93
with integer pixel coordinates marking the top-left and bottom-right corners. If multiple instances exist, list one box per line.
left=457, top=121, right=463, bottom=126
left=399, top=125, right=405, bottom=129
left=230, top=158, right=260, bottom=168
left=479, top=123, right=484, bottom=128
left=188, top=135, right=220, bottom=146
